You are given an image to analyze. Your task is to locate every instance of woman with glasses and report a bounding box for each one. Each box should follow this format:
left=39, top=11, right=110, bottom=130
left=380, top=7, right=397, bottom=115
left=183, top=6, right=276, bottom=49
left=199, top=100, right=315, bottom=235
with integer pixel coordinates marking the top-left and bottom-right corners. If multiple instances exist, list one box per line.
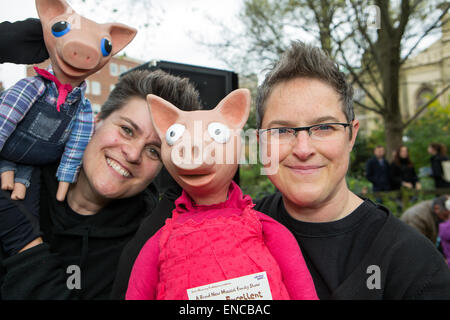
left=253, top=41, right=450, bottom=299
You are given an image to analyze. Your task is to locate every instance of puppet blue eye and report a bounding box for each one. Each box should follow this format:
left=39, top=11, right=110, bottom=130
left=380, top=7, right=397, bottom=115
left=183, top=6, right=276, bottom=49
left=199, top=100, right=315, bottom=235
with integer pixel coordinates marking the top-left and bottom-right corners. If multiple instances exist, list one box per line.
left=166, top=124, right=185, bottom=146
left=101, top=38, right=112, bottom=57
left=51, top=21, right=71, bottom=37
left=208, top=122, right=230, bottom=144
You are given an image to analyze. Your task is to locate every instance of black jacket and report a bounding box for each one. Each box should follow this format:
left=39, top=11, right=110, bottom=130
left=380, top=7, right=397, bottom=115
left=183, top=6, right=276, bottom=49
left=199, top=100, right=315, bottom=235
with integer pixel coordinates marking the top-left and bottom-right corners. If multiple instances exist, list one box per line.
left=430, top=155, right=450, bottom=189
left=365, top=156, right=391, bottom=191
left=390, top=160, right=419, bottom=190
left=0, top=165, right=158, bottom=299
left=255, top=193, right=450, bottom=299
left=0, top=19, right=49, bottom=65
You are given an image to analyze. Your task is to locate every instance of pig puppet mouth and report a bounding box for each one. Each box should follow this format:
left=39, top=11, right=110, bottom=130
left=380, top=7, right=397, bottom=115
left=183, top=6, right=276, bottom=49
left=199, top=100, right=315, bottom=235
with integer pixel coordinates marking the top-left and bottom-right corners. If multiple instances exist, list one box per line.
left=54, top=52, right=95, bottom=78
left=176, top=170, right=216, bottom=188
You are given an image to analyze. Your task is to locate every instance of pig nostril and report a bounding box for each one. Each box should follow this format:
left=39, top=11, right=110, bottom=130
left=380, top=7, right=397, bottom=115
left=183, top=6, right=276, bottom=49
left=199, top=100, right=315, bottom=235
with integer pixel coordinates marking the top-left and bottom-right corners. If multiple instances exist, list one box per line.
left=179, top=146, right=184, bottom=158
left=193, top=146, right=199, bottom=158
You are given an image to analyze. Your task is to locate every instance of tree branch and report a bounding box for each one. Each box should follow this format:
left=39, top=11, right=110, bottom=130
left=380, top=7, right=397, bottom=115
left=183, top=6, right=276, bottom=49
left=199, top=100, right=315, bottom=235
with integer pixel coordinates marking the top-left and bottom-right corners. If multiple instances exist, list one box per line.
left=402, top=84, right=450, bottom=129
left=375, top=0, right=394, bottom=35
left=354, top=99, right=383, bottom=115
left=397, top=0, right=411, bottom=38
left=400, top=8, right=449, bottom=65
left=333, top=31, right=385, bottom=112
left=348, top=0, right=381, bottom=69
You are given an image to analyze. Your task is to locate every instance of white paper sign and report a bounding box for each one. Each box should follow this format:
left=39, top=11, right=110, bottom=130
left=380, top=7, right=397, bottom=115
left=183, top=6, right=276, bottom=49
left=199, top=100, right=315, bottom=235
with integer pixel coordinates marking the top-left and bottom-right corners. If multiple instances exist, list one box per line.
left=186, top=271, right=273, bottom=300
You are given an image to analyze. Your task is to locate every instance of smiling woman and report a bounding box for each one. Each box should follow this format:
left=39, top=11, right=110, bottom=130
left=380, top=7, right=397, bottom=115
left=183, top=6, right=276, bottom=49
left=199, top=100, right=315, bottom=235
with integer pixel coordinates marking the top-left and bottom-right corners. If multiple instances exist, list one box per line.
left=253, top=41, right=450, bottom=300
left=78, top=96, right=163, bottom=206
left=0, top=69, right=203, bottom=299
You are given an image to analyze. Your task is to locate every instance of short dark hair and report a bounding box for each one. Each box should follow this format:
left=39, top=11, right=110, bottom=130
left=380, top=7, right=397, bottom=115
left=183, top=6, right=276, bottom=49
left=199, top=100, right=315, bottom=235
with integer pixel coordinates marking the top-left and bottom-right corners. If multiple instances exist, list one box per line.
left=256, top=41, right=354, bottom=132
left=98, top=69, right=202, bottom=120
left=429, top=142, right=447, bottom=156
left=433, top=195, right=449, bottom=212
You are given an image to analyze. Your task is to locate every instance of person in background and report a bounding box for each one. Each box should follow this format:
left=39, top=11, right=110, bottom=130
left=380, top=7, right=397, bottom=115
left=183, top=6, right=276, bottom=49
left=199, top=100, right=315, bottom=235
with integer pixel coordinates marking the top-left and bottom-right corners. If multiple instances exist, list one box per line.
left=428, top=143, right=450, bottom=189
left=366, top=145, right=391, bottom=192
left=439, top=197, right=450, bottom=267
left=400, top=195, right=450, bottom=246
left=390, top=145, right=421, bottom=191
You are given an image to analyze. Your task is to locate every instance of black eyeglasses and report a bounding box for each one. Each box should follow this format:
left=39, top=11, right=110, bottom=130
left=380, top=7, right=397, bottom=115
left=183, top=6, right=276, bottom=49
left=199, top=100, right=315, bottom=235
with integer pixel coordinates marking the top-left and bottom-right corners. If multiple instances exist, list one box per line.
left=259, top=122, right=351, bottom=143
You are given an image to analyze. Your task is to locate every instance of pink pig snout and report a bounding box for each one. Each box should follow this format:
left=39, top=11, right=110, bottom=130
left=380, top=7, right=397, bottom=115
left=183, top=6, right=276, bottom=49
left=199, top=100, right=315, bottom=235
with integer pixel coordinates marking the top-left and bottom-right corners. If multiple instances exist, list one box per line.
left=61, top=41, right=101, bottom=70
left=170, top=140, right=216, bottom=172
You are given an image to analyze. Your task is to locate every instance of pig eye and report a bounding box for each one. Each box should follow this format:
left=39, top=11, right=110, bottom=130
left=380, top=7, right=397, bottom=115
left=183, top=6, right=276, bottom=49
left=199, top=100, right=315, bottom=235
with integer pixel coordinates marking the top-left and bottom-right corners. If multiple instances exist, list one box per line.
left=208, top=122, right=230, bottom=144
left=51, top=21, right=71, bottom=37
left=166, top=124, right=185, bottom=146
left=101, top=38, right=112, bottom=57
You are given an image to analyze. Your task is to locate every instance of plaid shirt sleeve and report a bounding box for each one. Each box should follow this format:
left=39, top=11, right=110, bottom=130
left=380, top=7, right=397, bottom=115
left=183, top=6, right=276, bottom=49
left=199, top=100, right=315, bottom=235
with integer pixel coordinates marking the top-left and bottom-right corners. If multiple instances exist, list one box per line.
left=0, top=77, right=46, bottom=151
left=56, top=98, right=94, bottom=183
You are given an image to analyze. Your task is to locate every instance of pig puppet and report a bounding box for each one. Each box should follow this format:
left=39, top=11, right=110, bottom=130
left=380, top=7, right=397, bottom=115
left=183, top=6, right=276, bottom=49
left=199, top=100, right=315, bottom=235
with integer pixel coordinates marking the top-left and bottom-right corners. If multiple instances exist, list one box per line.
left=125, top=89, right=318, bottom=300
left=0, top=0, right=136, bottom=201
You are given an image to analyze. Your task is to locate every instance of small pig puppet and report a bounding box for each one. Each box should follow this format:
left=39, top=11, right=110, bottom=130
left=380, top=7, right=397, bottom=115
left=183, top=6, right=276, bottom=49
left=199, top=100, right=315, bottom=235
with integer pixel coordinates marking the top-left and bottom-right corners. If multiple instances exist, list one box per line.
left=0, top=0, right=136, bottom=202
left=126, top=89, right=318, bottom=300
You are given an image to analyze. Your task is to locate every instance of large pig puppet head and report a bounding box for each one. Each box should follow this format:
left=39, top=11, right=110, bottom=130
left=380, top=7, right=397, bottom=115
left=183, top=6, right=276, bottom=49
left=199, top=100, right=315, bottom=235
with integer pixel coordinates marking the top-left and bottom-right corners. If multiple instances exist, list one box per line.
left=148, top=89, right=251, bottom=206
left=36, top=0, right=137, bottom=87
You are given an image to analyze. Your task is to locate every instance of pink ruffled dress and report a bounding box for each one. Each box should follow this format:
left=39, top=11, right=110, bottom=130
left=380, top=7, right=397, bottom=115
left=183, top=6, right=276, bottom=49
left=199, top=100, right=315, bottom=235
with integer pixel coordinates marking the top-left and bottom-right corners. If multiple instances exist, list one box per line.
left=126, top=182, right=318, bottom=300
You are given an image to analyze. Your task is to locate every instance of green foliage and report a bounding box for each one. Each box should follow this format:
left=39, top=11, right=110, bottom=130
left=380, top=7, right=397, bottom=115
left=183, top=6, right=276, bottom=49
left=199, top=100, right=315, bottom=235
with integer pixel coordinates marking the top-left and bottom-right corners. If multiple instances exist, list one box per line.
left=404, top=99, right=450, bottom=169
left=365, top=188, right=449, bottom=218
left=239, top=163, right=276, bottom=200
left=349, top=134, right=374, bottom=179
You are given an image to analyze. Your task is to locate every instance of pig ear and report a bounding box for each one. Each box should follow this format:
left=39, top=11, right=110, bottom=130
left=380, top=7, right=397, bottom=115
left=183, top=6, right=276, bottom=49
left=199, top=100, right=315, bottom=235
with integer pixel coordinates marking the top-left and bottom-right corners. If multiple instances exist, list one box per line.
left=106, top=23, right=137, bottom=56
left=215, top=89, right=251, bottom=129
left=36, top=0, right=71, bottom=22
left=147, top=94, right=182, bottom=140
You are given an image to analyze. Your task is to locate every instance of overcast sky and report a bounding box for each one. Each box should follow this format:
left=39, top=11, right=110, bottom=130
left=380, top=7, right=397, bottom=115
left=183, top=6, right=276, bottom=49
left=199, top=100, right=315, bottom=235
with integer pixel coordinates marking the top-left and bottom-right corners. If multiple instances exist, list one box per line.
left=0, top=0, right=243, bottom=87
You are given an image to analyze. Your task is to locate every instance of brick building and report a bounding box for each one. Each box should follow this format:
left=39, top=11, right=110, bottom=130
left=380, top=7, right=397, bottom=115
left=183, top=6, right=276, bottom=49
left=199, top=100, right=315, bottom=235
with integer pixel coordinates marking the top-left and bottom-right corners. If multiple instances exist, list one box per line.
left=26, top=55, right=143, bottom=115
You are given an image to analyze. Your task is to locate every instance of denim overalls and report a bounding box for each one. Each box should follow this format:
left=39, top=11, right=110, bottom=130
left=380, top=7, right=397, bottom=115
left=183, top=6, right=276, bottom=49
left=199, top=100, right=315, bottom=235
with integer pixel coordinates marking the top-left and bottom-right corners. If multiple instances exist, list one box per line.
left=0, top=85, right=82, bottom=187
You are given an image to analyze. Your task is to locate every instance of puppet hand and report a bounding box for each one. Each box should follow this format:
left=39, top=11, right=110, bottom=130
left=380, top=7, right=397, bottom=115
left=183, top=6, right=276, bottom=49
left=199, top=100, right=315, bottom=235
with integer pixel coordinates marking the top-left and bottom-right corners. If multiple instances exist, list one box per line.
left=56, top=181, right=70, bottom=202
left=1, top=170, right=15, bottom=191
left=11, top=182, right=27, bottom=200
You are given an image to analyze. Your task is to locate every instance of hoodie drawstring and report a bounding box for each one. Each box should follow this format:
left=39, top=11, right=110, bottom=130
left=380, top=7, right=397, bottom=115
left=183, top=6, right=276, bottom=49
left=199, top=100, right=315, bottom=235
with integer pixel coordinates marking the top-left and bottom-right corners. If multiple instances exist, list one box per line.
left=75, top=226, right=90, bottom=299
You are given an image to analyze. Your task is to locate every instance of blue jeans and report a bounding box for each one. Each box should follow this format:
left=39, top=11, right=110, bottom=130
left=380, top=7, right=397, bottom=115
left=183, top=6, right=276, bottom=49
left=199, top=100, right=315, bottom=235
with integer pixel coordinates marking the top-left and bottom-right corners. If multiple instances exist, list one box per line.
left=0, top=160, right=33, bottom=187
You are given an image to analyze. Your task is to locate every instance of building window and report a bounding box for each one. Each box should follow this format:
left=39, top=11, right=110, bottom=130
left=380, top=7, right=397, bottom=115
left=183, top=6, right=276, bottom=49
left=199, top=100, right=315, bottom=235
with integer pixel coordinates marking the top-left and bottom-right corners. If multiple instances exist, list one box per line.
left=119, top=65, right=128, bottom=75
left=416, top=86, right=434, bottom=109
left=110, top=84, right=115, bottom=93
left=91, top=81, right=101, bottom=96
left=110, top=63, right=119, bottom=76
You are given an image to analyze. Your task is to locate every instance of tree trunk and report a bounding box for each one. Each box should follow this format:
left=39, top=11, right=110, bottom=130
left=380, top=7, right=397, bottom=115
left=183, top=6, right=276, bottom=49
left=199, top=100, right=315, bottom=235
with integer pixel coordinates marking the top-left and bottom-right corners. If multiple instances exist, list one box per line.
left=384, top=114, right=403, bottom=162
left=381, top=58, right=403, bottom=162
left=375, top=1, right=404, bottom=163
